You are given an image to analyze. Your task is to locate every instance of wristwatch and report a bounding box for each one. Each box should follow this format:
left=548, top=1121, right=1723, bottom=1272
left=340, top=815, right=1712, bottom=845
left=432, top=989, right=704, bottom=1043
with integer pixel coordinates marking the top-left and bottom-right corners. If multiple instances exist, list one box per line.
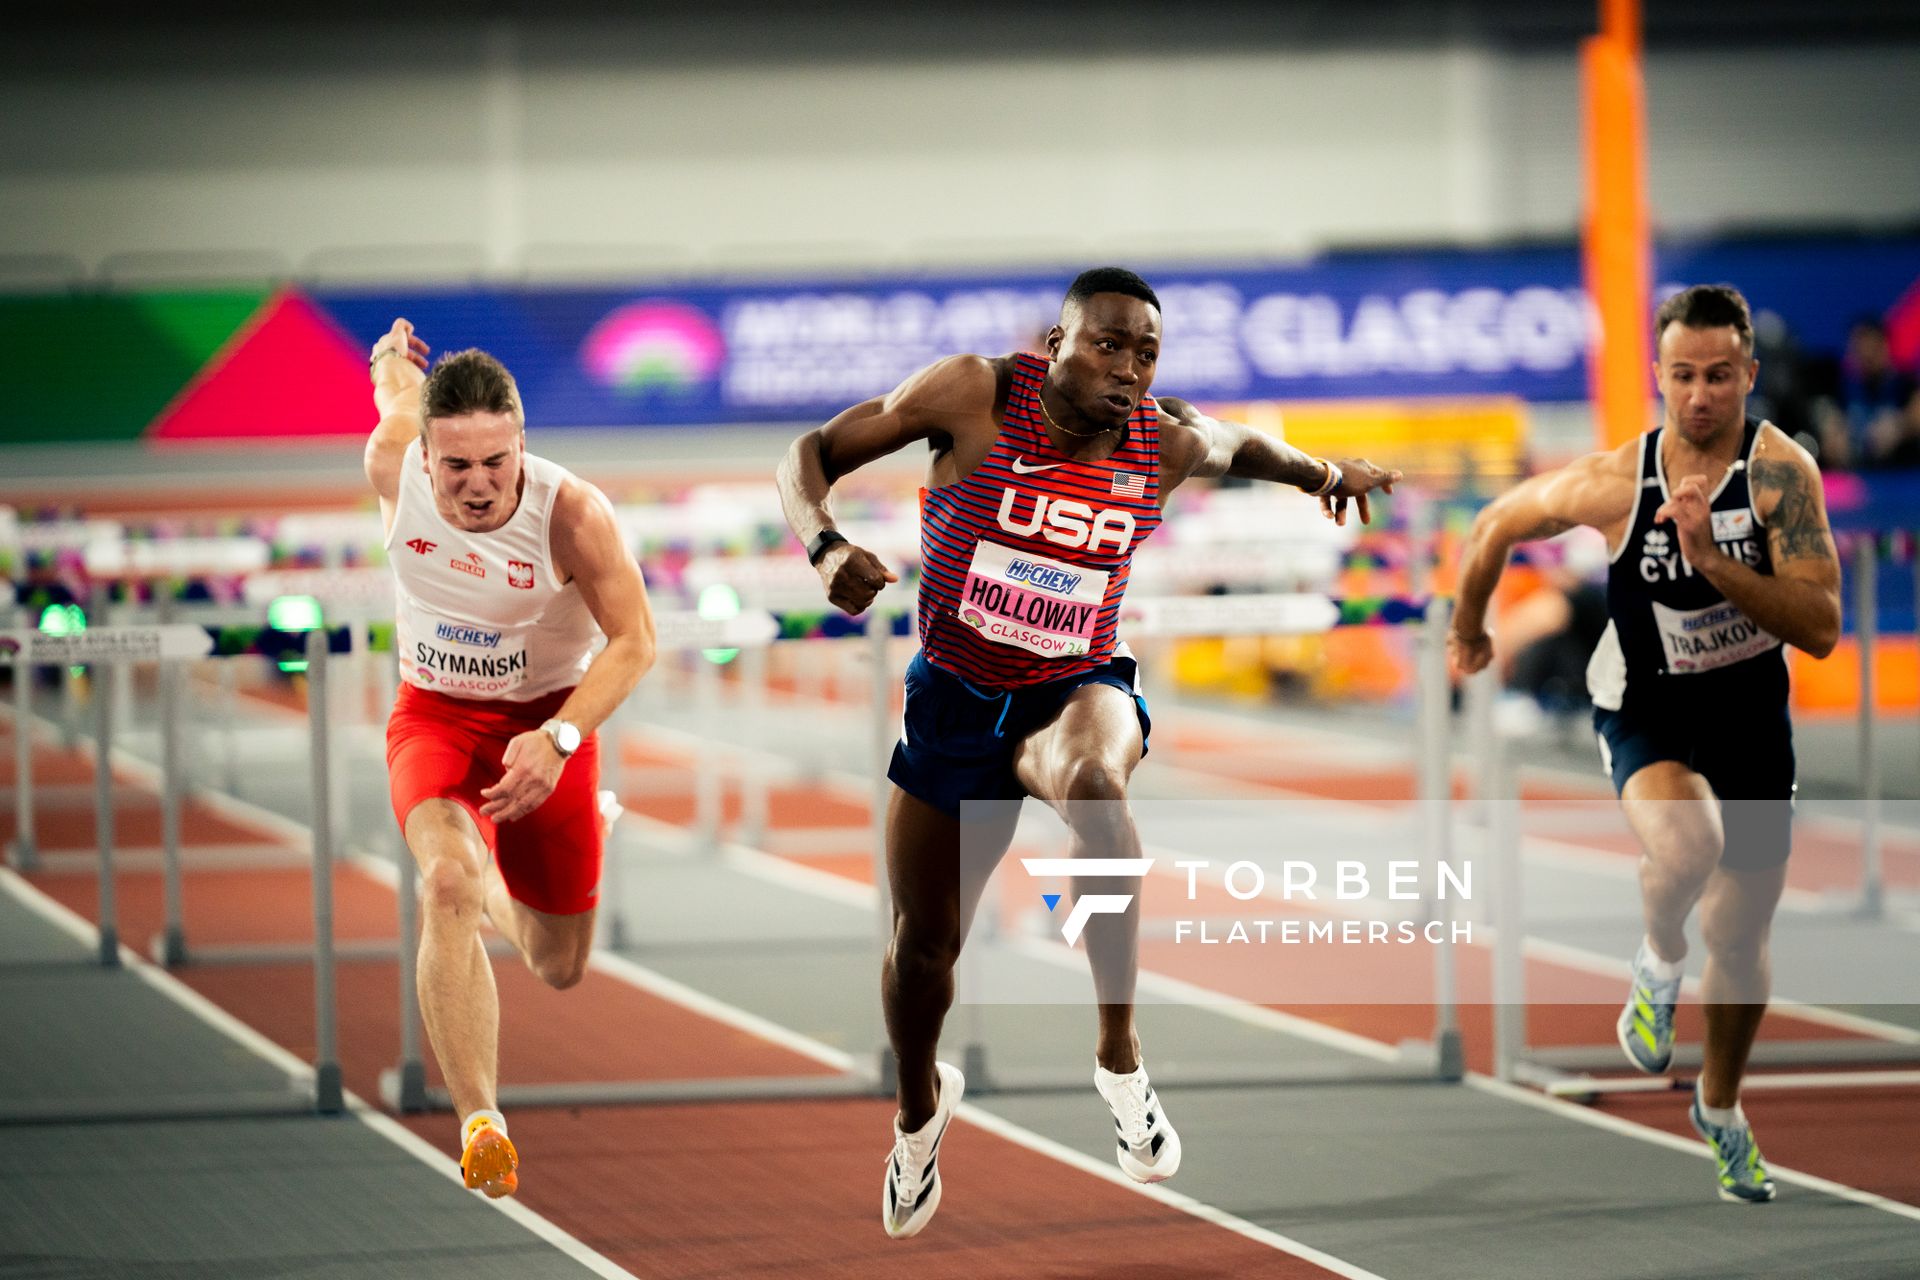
left=541, top=718, right=582, bottom=758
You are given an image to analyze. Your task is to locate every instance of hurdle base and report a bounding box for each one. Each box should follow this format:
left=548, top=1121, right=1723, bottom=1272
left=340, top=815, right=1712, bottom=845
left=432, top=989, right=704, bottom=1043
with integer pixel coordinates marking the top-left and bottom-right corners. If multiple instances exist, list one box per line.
left=964, top=1054, right=1454, bottom=1097
left=167, top=936, right=516, bottom=967
left=380, top=1062, right=432, bottom=1114
left=150, top=928, right=188, bottom=968
left=406, top=1072, right=893, bottom=1112
left=1433, top=1028, right=1466, bottom=1082
left=313, top=1063, right=344, bottom=1115
left=0, top=1087, right=321, bottom=1127
left=1521, top=1038, right=1920, bottom=1073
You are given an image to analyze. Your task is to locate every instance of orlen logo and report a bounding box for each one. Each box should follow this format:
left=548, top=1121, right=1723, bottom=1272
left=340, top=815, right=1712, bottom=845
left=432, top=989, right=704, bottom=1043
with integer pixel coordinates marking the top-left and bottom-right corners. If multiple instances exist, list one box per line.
left=1004, top=559, right=1082, bottom=595
left=406, top=538, right=437, bottom=555
left=434, top=622, right=501, bottom=649
left=998, top=491, right=1135, bottom=554
left=1020, top=857, right=1155, bottom=945
left=451, top=553, right=485, bottom=579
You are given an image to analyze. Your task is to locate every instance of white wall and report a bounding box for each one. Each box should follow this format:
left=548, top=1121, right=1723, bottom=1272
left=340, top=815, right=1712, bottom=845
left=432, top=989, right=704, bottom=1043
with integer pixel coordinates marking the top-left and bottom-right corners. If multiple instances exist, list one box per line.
left=2, top=25, right=1916, bottom=280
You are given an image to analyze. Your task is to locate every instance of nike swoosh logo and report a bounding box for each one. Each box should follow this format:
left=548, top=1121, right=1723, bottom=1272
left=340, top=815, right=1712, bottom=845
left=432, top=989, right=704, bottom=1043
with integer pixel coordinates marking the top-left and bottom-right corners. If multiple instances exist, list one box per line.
left=1011, top=457, right=1065, bottom=474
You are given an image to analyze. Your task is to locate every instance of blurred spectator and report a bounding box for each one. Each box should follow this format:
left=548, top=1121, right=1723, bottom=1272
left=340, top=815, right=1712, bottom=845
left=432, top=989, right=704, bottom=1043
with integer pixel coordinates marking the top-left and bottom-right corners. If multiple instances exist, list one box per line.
left=1748, top=307, right=1817, bottom=448
left=1818, top=316, right=1920, bottom=470
left=1501, top=528, right=1610, bottom=717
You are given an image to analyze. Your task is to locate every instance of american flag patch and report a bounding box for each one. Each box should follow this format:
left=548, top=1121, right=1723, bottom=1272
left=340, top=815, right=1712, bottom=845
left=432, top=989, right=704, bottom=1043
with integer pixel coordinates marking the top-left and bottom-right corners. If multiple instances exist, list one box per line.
left=1110, top=472, right=1146, bottom=499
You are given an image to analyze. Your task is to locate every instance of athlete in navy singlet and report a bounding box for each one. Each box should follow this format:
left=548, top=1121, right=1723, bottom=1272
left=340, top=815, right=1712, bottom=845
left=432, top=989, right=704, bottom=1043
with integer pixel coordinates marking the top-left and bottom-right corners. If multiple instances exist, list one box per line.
left=779, top=268, right=1400, bottom=1238
left=1449, top=285, right=1842, bottom=1203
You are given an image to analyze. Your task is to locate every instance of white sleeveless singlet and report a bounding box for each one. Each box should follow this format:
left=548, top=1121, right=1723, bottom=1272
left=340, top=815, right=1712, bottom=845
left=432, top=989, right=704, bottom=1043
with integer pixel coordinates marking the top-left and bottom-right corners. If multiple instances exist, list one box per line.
left=385, top=439, right=600, bottom=702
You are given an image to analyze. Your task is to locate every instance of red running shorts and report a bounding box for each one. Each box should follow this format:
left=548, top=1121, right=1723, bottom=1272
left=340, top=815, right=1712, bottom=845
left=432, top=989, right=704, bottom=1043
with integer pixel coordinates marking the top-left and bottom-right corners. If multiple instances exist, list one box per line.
left=386, top=682, right=602, bottom=916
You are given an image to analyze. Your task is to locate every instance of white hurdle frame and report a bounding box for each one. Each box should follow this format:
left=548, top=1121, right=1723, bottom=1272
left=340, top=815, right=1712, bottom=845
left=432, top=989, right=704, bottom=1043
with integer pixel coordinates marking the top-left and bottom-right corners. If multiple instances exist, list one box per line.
left=1480, top=557, right=1920, bottom=1098
left=0, top=624, right=343, bottom=1121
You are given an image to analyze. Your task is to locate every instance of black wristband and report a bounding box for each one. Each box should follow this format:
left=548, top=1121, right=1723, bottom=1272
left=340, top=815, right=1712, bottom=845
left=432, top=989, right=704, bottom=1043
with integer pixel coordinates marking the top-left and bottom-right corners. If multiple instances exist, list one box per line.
left=806, top=529, right=848, bottom=566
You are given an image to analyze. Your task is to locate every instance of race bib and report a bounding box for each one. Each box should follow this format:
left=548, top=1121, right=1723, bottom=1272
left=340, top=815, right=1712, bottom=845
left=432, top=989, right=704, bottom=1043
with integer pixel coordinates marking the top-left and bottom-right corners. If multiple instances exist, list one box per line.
left=401, top=605, right=534, bottom=696
left=956, top=541, right=1109, bottom=658
left=1652, top=599, right=1781, bottom=674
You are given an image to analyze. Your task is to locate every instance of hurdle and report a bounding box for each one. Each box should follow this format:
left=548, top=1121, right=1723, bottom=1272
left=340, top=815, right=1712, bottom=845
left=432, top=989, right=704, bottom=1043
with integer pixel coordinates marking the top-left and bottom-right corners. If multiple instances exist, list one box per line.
left=375, top=589, right=1466, bottom=1115
left=1, top=623, right=344, bottom=1121
left=1474, top=552, right=1920, bottom=1100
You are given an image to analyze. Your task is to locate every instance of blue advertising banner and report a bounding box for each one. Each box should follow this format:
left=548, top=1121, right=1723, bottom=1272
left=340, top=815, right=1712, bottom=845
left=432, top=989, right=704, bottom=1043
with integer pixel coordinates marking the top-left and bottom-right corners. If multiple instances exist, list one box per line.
left=311, top=235, right=1920, bottom=429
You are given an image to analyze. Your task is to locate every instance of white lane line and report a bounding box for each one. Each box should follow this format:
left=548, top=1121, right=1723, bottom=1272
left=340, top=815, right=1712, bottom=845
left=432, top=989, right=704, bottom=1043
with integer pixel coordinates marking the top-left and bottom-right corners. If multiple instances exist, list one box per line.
left=617, top=732, right=1920, bottom=1227
left=1519, top=935, right=1920, bottom=1045
left=1466, top=1072, right=1920, bottom=1226
left=9, top=712, right=1383, bottom=1279
left=953, top=1104, right=1390, bottom=1280
left=0, top=866, right=647, bottom=1280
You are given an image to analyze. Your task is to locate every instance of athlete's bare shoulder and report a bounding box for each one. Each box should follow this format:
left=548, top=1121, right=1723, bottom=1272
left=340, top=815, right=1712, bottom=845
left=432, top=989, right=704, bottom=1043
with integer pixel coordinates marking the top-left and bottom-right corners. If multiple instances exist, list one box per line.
left=548, top=469, right=625, bottom=583
left=1748, top=421, right=1820, bottom=486
left=1544, top=440, right=1640, bottom=532
left=1747, top=421, right=1833, bottom=557
left=897, top=353, right=1003, bottom=421
left=1152, top=396, right=1208, bottom=475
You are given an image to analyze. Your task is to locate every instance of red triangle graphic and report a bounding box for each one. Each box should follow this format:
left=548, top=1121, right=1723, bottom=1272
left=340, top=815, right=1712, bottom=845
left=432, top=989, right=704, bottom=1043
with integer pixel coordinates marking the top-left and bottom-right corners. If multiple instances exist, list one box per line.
left=1885, top=274, right=1920, bottom=373
left=149, top=289, right=376, bottom=441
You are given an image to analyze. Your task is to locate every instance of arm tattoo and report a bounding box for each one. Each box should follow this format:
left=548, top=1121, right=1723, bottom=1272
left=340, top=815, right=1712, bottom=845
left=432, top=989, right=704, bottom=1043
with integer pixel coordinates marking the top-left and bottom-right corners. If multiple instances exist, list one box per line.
left=1750, top=458, right=1834, bottom=562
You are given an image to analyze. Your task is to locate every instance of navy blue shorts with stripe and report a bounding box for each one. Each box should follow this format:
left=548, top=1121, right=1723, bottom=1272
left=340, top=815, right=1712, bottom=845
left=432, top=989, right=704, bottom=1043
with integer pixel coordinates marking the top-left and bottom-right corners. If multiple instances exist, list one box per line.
left=1593, top=695, right=1796, bottom=871
left=888, top=648, right=1151, bottom=818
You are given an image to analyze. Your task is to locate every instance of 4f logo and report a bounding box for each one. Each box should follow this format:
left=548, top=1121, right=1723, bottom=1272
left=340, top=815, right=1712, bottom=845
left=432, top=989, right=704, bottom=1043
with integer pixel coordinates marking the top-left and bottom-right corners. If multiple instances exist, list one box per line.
left=1020, top=857, right=1155, bottom=945
left=406, top=538, right=437, bottom=555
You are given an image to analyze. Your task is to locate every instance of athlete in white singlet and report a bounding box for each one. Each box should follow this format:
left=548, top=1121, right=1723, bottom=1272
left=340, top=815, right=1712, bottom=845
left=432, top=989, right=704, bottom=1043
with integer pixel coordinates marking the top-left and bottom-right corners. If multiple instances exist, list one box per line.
left=367, top=318, right=656, bottom=1198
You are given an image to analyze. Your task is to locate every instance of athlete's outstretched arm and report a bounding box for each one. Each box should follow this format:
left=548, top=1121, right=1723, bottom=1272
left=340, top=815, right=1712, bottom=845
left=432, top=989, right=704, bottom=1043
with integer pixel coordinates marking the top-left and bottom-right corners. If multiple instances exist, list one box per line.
left=777, top=355, right=996, bottom=616
left=364, top=318, right=431, bottom=526
left=1156, top=398, right=1401, bottom=526
left=479, top=480, right=656, bottom=823
left=1660, top=431, right=1840, bottom=659
left=1450, top=448, right=1636, bottom=676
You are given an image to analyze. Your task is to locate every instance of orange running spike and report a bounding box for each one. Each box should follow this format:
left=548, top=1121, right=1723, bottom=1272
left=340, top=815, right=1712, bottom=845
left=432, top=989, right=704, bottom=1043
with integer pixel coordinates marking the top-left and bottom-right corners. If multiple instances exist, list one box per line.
left=460, top=1122, right=520, bottom=1199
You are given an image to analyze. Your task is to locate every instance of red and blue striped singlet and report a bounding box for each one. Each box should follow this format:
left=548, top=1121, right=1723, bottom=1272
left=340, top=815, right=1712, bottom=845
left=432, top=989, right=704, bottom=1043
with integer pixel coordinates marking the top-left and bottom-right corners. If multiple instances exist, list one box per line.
left=916, top=352, right=1163, bottom=690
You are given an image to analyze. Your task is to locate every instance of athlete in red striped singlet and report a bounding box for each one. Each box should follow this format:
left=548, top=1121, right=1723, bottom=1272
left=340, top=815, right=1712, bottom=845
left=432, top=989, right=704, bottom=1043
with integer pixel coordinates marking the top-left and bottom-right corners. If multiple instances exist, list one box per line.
left=778, top=268, right=1400, bottom=1239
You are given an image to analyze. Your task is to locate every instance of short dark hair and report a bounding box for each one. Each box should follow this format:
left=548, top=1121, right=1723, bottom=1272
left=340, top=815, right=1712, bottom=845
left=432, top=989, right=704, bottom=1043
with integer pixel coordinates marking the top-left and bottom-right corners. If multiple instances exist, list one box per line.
left=421, top=349, right=525, bottom=439
left=1063, top=266, right=1160, bottom=317
left=1655, top=284, right=1754, bottom=357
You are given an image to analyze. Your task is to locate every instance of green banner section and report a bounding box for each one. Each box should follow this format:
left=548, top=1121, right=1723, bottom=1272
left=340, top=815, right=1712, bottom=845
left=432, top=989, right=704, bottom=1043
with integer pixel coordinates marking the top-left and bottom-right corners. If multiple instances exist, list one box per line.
left=0, top=291, right=266, bottom=445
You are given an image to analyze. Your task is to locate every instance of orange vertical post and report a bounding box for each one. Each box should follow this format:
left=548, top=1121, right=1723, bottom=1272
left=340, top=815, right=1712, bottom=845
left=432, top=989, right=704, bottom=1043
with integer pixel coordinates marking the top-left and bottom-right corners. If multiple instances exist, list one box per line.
left=1582, top=0, right=1651, bottom=450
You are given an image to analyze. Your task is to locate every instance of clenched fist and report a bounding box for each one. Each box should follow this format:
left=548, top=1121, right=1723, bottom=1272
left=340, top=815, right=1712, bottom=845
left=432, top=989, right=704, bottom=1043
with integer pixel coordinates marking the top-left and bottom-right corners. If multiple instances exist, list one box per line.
left=817, top=542, right=899, bottom=616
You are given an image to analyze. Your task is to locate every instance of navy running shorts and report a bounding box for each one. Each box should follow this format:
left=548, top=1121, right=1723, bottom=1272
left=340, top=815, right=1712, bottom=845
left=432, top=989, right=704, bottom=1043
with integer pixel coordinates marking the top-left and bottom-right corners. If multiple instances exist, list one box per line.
left=888, top=647, right=1152, bottom=818
left=1593, top=693, right=1796, bottom=871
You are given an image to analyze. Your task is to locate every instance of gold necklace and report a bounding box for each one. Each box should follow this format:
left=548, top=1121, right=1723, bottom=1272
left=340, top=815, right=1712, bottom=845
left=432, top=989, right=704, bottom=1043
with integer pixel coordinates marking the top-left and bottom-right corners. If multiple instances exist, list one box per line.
left=1039, top=385, right=1117, bottom=439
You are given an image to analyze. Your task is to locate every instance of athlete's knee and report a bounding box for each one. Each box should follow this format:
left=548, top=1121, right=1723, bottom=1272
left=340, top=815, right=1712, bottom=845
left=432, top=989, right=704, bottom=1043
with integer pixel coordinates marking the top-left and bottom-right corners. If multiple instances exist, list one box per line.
left=888, top=922, right=960, bottom=982
left=419, top=855, right=484, bottom=919
left=530, top=945, right=589, bottom=991
left=1645, top=825, right=1722, bottom=884
left=1057, top=754, right=1129, bottom=805
left=1702, top=914, right=1769, bottom=974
